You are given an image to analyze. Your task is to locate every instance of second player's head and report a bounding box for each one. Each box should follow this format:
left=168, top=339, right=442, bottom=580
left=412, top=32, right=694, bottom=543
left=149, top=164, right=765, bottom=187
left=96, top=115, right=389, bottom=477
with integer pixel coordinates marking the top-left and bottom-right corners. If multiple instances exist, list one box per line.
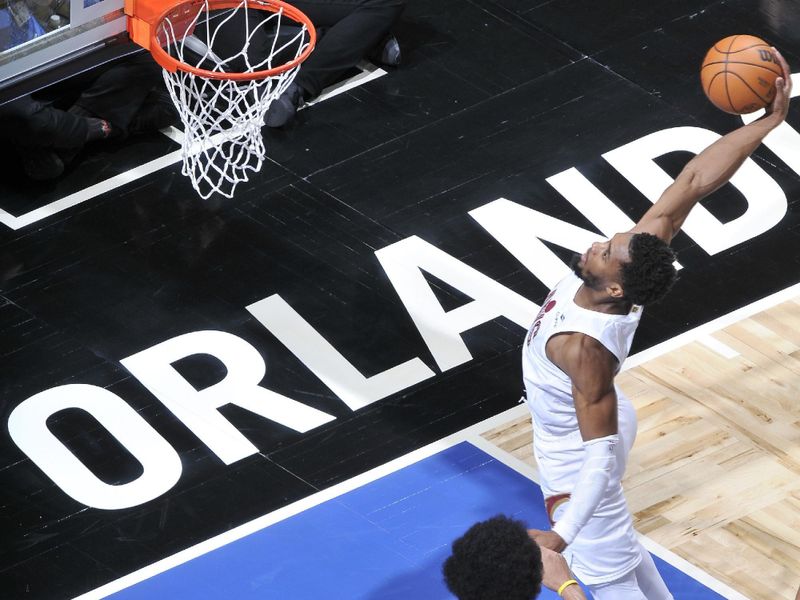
left=442, top=515, right=543, bottom=600
left=571, top=232, right=677, bottom=306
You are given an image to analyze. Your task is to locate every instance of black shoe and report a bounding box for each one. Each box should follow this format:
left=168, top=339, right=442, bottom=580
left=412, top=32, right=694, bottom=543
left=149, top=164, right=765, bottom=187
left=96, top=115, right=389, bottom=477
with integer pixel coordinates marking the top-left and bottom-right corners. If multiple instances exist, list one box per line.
left=369, top=34, right=401, bottom=67
left=20, top=147, right=64, bottom=180
left=265, top=83, right=304, bottom=128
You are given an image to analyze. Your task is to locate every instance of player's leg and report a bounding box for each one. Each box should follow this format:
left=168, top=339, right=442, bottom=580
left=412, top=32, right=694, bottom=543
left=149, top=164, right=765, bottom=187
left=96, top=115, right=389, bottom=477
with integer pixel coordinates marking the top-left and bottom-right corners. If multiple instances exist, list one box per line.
left=287, top=0, right=405, bottom=98
left=585, top=569, right=647, bottom=600
left=69, top=53, right=163, bottom=137
left=631, top=543, right=674, bottom=600
left=265, top=0, right=405, bottom=126
left=585, top=552, right=672, bottom=600
left=588, top=545, right=673, bottom=600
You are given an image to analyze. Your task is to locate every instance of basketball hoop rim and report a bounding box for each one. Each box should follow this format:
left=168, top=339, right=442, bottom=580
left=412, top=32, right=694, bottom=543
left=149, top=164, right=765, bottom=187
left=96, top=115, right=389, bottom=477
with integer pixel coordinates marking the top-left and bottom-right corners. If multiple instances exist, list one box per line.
left=148, top=0, right=316, bottom=80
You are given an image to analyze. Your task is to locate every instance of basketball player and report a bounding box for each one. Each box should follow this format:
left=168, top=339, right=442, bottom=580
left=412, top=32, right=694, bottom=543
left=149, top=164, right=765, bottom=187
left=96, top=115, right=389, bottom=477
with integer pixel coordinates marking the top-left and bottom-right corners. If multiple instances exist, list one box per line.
left=523, top=48, right=792, bottom=600
left=443, top=515, right=587, bottom=600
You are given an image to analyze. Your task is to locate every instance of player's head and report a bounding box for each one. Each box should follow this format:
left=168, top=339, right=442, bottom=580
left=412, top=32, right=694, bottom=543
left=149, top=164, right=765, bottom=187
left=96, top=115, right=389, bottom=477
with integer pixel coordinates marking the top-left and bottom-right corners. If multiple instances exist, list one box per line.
left=442, top=515, right=543, bottom=600
left=571, top=232, right=677, bottom=305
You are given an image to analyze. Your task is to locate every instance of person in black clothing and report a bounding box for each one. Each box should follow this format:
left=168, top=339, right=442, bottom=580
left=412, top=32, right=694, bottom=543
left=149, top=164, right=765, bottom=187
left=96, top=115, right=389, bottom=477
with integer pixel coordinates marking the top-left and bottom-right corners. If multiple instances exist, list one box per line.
left=0, top=52, right=177, bottom=180
left=0, top=95, right=112, bottom=180
left=265, top=0, right=405, bottom=127
left=64, top=52, right=177, bottom=141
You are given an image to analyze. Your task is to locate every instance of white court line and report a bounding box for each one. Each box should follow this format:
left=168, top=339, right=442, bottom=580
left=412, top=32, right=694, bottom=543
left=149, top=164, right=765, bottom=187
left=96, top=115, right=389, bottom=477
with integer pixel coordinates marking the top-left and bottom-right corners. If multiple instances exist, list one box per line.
left=75, top=284, right=800, bottom=599
left=468, top=433, right=541, bottom=483
left=0, top=149, right=184, bottom=230
left=303, top=61, right=387, bottom=108
left=0, top=62, right=386, bottom=231
left=697, top=335, right=740, bottom=359
left=625, top=282, right=800, bottom=369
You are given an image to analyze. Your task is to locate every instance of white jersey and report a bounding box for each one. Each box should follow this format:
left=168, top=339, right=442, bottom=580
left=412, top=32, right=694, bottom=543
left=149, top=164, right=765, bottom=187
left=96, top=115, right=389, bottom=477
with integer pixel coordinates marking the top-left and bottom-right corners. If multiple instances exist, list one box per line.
left=523, top=272, right=641, bottom=439
left=522, top=272, right=643, bottom=584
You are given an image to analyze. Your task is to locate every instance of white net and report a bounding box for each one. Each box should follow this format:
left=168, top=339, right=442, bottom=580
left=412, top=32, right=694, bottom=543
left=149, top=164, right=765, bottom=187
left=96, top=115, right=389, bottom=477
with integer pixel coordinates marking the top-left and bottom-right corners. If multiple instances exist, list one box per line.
left=157, top=0, right=311, bottom=199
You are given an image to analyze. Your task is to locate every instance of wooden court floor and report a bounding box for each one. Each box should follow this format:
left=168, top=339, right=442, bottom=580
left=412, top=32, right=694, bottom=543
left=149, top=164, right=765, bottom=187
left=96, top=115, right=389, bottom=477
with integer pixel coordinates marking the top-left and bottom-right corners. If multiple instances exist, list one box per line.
left=483, top=296, right=800, bottom=600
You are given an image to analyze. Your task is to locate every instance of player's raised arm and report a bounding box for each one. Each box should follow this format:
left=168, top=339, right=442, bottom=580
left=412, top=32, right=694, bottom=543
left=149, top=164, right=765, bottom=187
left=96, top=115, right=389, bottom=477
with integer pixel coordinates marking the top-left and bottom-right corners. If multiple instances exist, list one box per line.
left=632, top=47, right=792, bottom=244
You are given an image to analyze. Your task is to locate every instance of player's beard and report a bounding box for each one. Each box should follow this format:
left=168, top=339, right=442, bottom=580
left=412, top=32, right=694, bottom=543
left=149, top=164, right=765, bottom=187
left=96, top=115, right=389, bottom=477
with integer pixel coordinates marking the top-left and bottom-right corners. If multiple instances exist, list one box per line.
left=570, top=253, right=602, bottom=290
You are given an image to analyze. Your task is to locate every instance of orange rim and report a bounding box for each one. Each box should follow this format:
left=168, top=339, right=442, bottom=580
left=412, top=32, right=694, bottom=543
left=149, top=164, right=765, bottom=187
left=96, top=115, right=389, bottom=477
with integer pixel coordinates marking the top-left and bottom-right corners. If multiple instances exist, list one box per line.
left=149, top=0, right=316, bottom=79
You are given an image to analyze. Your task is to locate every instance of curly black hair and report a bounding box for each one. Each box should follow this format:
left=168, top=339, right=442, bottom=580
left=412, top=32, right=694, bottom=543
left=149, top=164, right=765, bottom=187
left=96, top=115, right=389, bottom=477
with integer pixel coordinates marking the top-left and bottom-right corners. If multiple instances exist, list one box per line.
left=619, top=232, right=677, bottom=306
left=442, top=515, right=543, bottom=600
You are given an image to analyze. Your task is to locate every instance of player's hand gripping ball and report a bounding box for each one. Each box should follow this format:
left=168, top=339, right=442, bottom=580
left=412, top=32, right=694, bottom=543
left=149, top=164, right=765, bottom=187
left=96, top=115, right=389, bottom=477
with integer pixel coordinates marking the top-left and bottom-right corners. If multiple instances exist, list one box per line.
left=701, top=34, right=782, bottom=114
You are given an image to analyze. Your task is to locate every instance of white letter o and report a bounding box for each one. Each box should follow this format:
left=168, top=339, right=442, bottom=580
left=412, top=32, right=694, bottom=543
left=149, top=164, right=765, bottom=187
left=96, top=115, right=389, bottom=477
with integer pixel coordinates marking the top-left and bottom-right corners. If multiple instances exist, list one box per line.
left=8, top=384, right=182, bottom=510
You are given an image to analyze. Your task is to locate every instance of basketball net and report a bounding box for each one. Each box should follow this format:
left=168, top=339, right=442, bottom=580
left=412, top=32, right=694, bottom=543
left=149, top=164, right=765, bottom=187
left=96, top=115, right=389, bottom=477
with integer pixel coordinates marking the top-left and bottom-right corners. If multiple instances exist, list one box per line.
left=132, top=0, right=315, bottom=199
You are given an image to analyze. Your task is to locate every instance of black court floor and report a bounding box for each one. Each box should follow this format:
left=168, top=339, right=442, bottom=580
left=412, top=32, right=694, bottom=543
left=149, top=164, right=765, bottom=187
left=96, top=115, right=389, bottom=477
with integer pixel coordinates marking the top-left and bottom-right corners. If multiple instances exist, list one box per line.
left=2, top=0, right=800, bottom=598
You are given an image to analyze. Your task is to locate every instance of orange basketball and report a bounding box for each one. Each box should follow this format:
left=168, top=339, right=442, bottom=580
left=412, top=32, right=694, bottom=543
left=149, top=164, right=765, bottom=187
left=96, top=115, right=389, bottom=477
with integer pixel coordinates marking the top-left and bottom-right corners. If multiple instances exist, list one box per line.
left=700, top=35, right=782, bottom=115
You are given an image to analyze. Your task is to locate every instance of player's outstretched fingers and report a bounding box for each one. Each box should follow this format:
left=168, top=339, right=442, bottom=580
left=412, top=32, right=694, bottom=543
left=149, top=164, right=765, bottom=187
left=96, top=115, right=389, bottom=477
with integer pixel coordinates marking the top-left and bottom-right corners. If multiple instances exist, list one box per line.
left=768, top=47, right=792, bottom=119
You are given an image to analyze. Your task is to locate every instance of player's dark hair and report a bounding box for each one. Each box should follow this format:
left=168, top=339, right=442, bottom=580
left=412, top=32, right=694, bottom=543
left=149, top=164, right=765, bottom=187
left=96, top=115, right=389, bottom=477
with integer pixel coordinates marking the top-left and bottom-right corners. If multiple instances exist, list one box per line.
left=442, top=515, right=543, bottom=600
left=620, top=233, right=677, bottom=305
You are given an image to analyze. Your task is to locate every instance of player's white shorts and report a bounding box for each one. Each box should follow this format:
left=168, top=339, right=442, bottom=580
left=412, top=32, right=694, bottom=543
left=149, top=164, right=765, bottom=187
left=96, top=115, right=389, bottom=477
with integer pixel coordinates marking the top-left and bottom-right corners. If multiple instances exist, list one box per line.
left=533, top=392, right=641, bottom=584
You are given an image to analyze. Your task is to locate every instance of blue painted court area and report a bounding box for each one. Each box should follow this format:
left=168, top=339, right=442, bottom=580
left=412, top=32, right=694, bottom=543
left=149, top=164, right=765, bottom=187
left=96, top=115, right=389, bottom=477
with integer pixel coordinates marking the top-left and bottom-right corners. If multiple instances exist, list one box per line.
left=108, top=442, right=727, bottom=599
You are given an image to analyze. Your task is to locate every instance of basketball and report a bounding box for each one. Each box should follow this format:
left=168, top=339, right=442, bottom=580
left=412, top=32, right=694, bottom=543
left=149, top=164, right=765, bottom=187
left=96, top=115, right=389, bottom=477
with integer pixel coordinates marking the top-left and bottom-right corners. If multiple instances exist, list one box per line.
left=700, top=35, right=782, bottom=114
